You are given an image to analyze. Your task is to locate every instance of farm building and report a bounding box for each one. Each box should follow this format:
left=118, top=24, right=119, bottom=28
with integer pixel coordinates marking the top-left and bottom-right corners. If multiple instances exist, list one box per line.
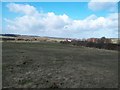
left=110, top=38, right=119, bottom=44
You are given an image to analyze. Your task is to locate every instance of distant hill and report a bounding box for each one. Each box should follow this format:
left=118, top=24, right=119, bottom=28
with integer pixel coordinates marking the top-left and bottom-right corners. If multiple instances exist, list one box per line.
left=0, top=34, right=66, bottom=39
left=43, top=36, right=66, bottom=39
left=0, top=34, right=20, bottom=37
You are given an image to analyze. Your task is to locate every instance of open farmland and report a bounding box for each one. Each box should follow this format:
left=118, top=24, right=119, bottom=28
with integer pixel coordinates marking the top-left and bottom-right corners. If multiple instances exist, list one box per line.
left=2, top=42, right=118, bottom=88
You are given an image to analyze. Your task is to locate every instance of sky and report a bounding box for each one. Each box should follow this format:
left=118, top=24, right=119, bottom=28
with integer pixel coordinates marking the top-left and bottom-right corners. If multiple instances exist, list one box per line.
left=2, top=1, right=119, bottom=39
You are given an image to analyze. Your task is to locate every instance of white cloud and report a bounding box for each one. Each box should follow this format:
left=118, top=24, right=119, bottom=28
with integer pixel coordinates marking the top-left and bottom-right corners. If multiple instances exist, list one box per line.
left=4, top=3, right=118, bottom=38
left=88, top=0, right=119, bottom=2
left=7, top=3, right=39, bottom=15
left=88, top=0, right=118, bottom=12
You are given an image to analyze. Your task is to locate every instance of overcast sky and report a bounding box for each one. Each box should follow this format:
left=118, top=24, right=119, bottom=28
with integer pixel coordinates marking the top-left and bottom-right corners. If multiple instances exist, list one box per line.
left=2, top=1, right=119, bottom=39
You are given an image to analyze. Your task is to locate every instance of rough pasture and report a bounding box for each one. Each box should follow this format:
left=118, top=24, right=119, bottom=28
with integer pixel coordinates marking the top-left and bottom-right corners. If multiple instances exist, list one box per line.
left=2, top=42, right=118, bottom=88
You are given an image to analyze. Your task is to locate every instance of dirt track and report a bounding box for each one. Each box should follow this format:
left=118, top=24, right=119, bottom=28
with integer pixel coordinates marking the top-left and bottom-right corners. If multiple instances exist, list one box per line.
left=2, top=42, right=118, bottom=88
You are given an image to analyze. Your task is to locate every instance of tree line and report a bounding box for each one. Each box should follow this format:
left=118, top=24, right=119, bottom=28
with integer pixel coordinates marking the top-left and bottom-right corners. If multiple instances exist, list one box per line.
left=60, top=40, right=119, bottom=51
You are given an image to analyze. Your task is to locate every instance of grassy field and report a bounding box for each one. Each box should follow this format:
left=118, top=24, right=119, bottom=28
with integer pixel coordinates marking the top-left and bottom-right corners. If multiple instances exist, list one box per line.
left=2, top=42, right=118, bottom=88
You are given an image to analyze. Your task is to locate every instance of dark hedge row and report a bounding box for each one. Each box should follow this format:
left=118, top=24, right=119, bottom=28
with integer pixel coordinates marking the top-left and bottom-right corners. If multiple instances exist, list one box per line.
left=60, top=41, right=119, bottom=51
